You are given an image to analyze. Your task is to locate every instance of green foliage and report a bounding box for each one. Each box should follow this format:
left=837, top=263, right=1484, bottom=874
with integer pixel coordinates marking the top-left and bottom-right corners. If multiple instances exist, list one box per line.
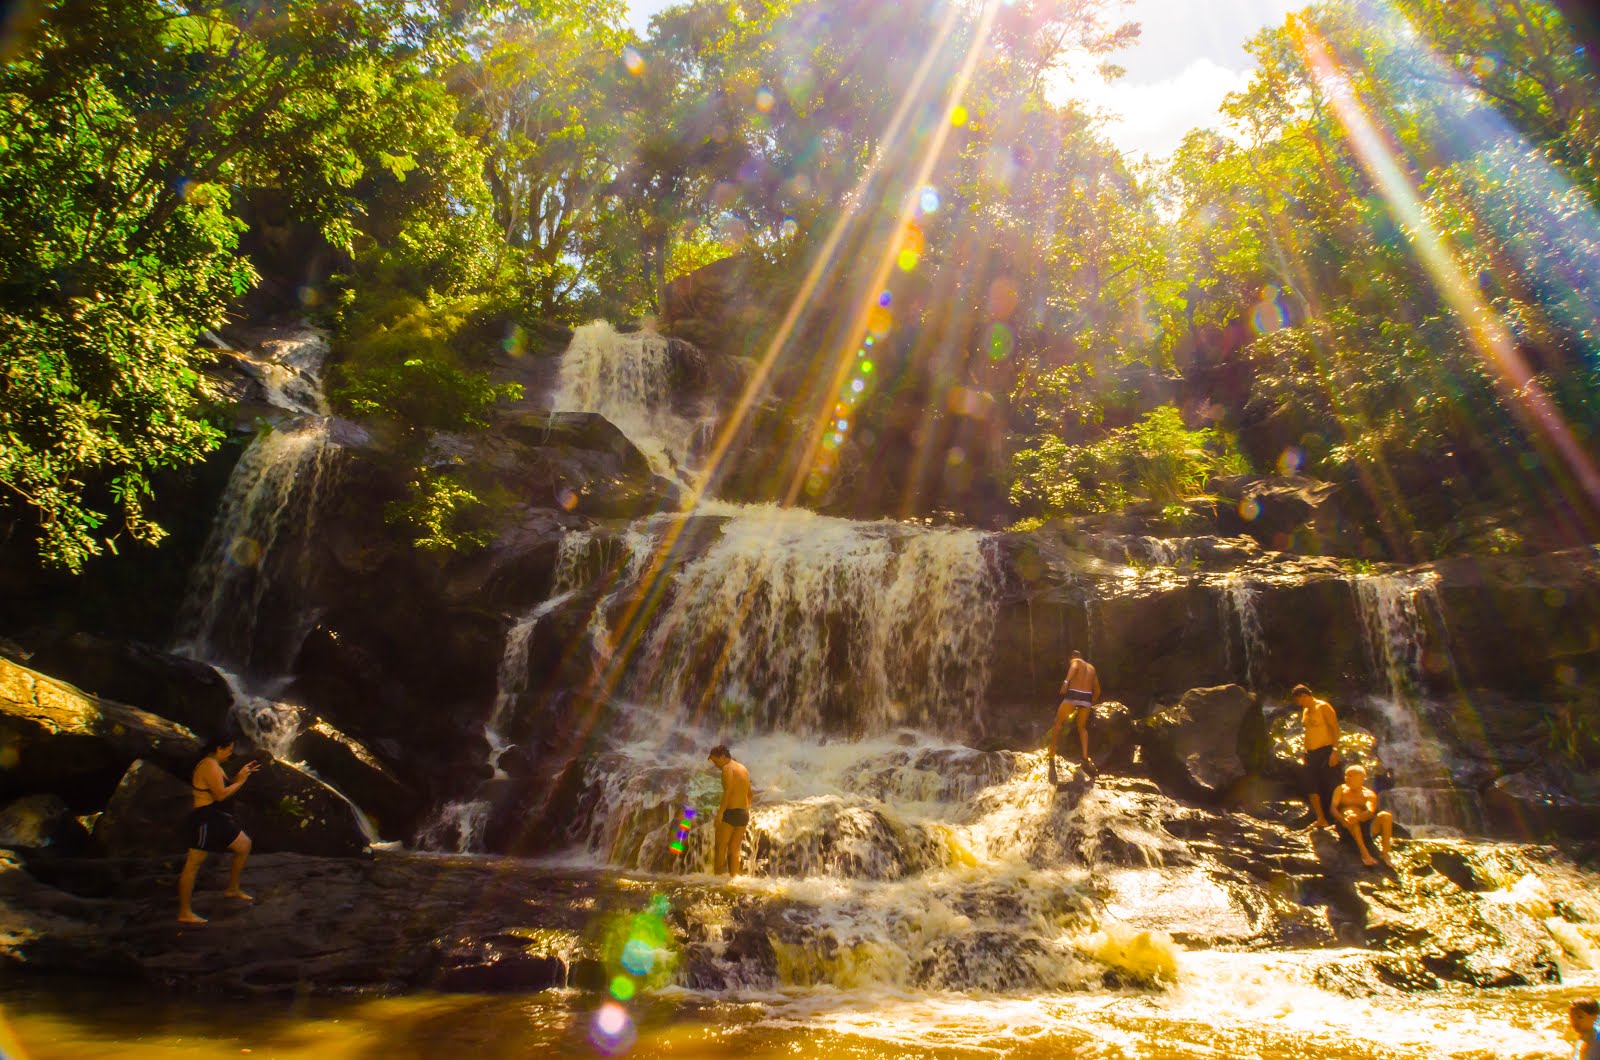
left=1542, top=701, right=1600, bottom=768
left=1010, top=406, right=1249, bottom=517
left=335, top=359, right=521, bottom=435
left=385, top=469, right=498, bottom=553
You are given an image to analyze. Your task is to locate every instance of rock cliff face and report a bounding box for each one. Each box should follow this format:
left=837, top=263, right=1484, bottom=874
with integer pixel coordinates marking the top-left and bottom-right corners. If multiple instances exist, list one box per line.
left=0, top=317, right=1596, bottom=1004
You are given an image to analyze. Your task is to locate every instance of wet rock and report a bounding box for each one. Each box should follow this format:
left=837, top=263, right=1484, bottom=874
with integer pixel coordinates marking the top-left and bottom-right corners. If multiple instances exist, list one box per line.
left=1482, top=763, right=1600, bottom=842
left=1085, top=701, right=1137, bottom=771
left=1210, top=474, right=1345, bottom=553
left=427, top=936, right=570, bottom=992
left=94, top=757, right=370, bottom=859
left=92, top=759, right=192, bottom=855
left=0, top=658, right=201, bottom=808
left=25, top=634, right=234, bottom=737
left=290, top=719, right=422, bottom=842
left=0, top=793, right=88, bottom=851
left=1142, top=685, right=1266, bottom=802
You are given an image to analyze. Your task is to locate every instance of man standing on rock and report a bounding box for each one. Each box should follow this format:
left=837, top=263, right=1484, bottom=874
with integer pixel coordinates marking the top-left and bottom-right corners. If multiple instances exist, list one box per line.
left=1293, top=683, right=1341, bottom=829
left=178, top=735, right=260, bottom=924
left=708, top=745, right=751, bottom=877
left=1048, top=650, right=1101, bottom=784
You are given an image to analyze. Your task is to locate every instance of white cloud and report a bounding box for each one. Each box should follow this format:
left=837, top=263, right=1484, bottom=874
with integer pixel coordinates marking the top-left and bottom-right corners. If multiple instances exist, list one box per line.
left=1055, top=57, right=1255, bottom=160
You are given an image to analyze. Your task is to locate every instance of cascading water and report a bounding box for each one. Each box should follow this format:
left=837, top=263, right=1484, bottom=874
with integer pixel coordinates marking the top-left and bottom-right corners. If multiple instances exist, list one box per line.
left=552, top=321, right=716, bottom=488
left=1219, top=578, right=1266, bottom=689
left=418, top=531, right=603, bottom=852
left=175, top=420, right=335, bottom=677
left=630, top=506, right=999, bottom=736
left=175, top=329, right=338, bottom=781
left=1353, top=572, right=1480, bottom=833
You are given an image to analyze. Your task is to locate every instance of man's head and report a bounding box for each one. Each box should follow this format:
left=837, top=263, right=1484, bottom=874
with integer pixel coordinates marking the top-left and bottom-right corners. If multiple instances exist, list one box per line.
left=1571, top=998, right=1598, bottom=1036
left=1290, top=683, right=1314, bottom=706
left=1344, top=764, right=1366, bottom=785
left=1071, top=650, right=1082, bottom=660
left=708, top=744, right=731, bottom=767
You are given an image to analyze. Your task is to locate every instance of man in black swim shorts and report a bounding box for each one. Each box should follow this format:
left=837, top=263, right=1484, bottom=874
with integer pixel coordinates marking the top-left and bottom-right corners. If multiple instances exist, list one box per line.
left=179, top=735, right=260, bottom=924
left=708, top=745, right=752, bottom=876
left=1292, top=683, right=1341, bottom=830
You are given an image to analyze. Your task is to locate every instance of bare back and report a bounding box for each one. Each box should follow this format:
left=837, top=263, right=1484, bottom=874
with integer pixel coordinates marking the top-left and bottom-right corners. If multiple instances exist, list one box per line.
left=1062, top=658, right=1100, bottom=699
left=721, top=760, right=751, bottom=811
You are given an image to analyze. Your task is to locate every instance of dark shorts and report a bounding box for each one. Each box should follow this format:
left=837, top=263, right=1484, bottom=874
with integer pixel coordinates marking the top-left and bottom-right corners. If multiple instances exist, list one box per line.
left=720, top=808, right=749, bottom=828
left=1063, top=689, right=1093, bottom=711
left=1302, top=746, right=1340, bottom=806
left=187, top=804, right=242, bottom=852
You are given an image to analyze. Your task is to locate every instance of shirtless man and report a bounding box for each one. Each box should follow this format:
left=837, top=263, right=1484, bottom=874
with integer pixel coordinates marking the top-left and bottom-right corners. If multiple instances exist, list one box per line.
left=708, top=745, right=751, bottom=876
left=1293, top=683, right=1341, bottom=829
left=1329, top=764, right=1395, bottom=867
left=1048, top=651, right=1101, bottom=783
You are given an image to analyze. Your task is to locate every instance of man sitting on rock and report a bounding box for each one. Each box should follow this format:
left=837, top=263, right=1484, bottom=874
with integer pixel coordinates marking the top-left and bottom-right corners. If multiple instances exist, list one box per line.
left=1329, top=764, right=1395, bottom=868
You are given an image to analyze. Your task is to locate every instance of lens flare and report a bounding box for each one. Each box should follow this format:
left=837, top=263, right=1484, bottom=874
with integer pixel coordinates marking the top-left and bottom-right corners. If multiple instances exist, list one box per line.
left=609, top=975, right=635, bottom=1001
left=755, top=87, right=774, bottom=112
left=919, top=186, right=941, bottom=214
left=622, top=46, right=644, bottom=76
left=590, top=1001, right=635, bottom=1055
left=988, top=322, right=1014, bottom=360
left=950, top=104, right=968, bottom=126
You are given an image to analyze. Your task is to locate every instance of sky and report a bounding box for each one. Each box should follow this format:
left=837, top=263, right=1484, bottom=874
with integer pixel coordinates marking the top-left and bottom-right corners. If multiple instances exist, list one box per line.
left=625, top=0, right=1306, bottom=160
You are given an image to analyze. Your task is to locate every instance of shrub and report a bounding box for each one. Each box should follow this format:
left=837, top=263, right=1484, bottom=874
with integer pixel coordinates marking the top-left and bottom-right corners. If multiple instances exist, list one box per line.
left=1009, top=404, right=1249, bottom=517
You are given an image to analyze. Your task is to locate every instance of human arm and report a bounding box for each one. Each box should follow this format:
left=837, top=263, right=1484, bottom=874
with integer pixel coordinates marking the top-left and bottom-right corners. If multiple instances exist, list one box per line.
left=199, top=759, right=259, bottom=803
left=1091, top=669, right=1102, bottom=704
left=1323, top=703, right=1341, bottom=765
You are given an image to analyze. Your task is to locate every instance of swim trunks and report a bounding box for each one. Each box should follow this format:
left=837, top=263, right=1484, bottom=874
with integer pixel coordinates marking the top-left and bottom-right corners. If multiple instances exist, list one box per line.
left=721, top=808, right=749, bottom=827
left=187, top=804, right=241, bottom=852
left=1062, top=689, right=1093, bottom=708
left=1302, top=745, right=1341, bottom=810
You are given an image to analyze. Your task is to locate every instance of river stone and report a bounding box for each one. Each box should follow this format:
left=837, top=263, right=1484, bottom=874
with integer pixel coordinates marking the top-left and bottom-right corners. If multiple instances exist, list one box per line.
left=94, top=757, right=370, bottom=859
left=0, top=793, right=88, bottom=851
left=0, top=657, right=201, bottom=807
left=1142, top=684, right=1266, bottom=802
left=24, top=634, right=234, bottom=737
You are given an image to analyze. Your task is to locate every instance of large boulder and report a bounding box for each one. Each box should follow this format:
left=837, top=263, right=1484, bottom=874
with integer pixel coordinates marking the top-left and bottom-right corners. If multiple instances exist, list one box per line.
left=0, top=657, right=200, bottom=808
left=1210, top=475, right=1346, bottom=553
left=1481, top=764, right=1600, bottom=842
left=94, top=757, right=370, bottom=859
left=1142, top=685, right=1266, bottom=802
left=25, top=633, right=234, bottom=736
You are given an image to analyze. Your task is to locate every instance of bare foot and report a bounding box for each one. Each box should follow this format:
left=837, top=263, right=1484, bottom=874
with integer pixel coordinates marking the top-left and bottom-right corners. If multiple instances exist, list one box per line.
left=1360, top=854, right=1378, bottom=867
left=1302, top=818, right=1331, bottom=831
left=177, top=912, right=208, bottom=924
left=1379, top=853, right=1395, bottom=869
left=222, top=890, right=254, bottom=902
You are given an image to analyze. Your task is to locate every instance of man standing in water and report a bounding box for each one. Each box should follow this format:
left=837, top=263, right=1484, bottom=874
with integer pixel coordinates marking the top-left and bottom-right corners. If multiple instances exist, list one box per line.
left=708, top=745, right=751, bottom=876
left=1048, top=650, right=1101, bottom=783
left=1293, top=683, right=1341, bottom=829
left=1329, top=764, right=1395, bottom=867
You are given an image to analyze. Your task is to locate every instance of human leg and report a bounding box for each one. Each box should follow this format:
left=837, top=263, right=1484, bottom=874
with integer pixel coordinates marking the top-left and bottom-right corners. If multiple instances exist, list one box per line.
left=177, top=849, right=208, bottom=923
left=713, top=819, right=731, bottom=874
left=1076, top=705, right=1091, bottom=764
left=1341, top=812, right=1377, bottom=865
left=1374, top=811, right=1394, bottom=863
left=224, top=832, right=253, bottom=900
left=729, top=825, right=747, bottom=877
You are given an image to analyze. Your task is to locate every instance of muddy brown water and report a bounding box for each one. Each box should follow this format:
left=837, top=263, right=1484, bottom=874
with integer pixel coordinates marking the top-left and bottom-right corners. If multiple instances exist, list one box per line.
left=1, top=963, right=1594, bottom=1059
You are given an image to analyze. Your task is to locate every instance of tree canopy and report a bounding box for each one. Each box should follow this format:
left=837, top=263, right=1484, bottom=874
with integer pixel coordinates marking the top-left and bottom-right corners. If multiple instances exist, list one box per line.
left=3, top=0, right=1598, bottom=566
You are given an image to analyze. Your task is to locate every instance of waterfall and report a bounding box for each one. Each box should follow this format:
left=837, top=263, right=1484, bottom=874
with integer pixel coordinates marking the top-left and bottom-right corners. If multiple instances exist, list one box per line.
left=1351, top=572, right=1478, bottom=832
left=1354, top=573, right=1430, bottom=702
left=175, top=420, right=335, bottom=676
left=552, top=322, right=716, bottom=487
left=483, top=590, right=578, bottom=776
left=630, top=507, right=999, bottom=735
left=1219, top=579, right=1266, bottom=689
